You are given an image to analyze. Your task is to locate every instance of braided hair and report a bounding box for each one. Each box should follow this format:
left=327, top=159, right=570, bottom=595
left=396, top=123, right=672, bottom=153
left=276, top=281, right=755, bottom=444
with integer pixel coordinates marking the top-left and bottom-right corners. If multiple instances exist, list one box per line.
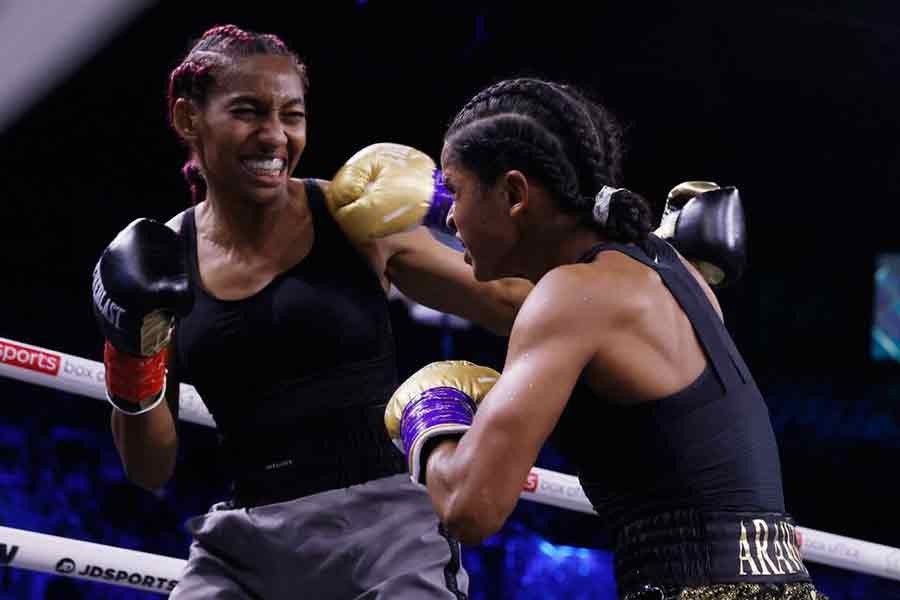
left=166, top=25, right=308, bottom=204
left=444, top=78, right=652, bottom=242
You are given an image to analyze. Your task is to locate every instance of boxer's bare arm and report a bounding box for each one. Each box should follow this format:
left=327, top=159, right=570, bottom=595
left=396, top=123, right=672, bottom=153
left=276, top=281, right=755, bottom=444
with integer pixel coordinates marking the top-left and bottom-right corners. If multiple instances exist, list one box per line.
left=379, top=228, right=531, bottom=335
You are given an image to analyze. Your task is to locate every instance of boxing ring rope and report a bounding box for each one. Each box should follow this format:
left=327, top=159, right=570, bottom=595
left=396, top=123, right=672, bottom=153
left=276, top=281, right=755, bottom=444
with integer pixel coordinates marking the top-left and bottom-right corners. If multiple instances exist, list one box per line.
left=2, top=335, right=900, bottom=593
left=0, top=526, right=181, bottom=594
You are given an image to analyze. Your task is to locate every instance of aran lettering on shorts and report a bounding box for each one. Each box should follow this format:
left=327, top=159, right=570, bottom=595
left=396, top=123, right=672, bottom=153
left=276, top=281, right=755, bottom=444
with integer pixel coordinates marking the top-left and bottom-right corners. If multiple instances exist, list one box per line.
left=738, top=519, right=808, bottom=577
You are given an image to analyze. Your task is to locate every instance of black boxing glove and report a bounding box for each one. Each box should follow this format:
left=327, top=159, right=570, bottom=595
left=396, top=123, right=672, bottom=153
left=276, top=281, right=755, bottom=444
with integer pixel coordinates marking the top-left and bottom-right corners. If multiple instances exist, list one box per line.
left=91, top=219, right=192, bottom=414
left=656, top=181, right=747, bottom=287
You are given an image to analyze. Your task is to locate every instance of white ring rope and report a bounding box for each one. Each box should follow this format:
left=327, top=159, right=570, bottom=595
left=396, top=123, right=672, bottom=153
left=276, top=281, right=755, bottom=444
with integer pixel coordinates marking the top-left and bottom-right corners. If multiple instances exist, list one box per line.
left=0, top=526, right=181, bottom=595
left=2, top=335, right=900, bottom=590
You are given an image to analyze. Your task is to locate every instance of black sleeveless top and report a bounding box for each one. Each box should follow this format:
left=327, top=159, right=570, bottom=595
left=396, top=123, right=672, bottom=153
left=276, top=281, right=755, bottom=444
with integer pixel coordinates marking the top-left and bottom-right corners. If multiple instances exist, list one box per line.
left=174, top=180, right=405, bottom=505
left=555, top=235, right=785, bottom=530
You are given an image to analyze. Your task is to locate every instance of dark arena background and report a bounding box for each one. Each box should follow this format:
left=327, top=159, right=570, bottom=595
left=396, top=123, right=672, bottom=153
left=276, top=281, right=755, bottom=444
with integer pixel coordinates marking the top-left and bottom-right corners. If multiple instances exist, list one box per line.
left=2, top=1, right=900, bottom=598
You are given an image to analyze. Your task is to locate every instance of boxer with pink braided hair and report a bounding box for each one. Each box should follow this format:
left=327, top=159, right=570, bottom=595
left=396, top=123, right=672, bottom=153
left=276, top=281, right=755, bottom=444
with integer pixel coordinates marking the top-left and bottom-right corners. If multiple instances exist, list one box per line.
left=92, top=24, right=532, bottom=599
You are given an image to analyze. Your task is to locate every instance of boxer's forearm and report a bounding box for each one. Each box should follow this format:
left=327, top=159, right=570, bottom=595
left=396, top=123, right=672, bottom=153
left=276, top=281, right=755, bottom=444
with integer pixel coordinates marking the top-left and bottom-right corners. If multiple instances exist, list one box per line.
left=384, top=228, right=531, bottom=335
left=426, top=438, right=506, bottom=546
left=111, top=403, right=177, bottom=491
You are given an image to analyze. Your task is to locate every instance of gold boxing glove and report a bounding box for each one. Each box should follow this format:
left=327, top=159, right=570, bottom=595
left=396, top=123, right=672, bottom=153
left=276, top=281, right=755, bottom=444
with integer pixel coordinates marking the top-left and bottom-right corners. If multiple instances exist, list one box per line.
left=325, top=143, right=453, bottom=244
left=385, top=360, right=499, bottom=484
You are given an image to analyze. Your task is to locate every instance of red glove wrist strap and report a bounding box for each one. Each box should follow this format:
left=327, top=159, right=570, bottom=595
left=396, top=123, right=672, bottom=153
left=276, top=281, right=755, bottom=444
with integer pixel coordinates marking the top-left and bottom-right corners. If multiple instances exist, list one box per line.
left=104, top=341, right=167, bottom=404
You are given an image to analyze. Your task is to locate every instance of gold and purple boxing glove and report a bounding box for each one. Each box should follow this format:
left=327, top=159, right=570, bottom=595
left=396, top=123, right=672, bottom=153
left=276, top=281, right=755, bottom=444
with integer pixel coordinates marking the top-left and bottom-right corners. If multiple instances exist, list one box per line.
left=385, top=360, right=499, bottom=485
left=325, top=143, right=454, bottom=243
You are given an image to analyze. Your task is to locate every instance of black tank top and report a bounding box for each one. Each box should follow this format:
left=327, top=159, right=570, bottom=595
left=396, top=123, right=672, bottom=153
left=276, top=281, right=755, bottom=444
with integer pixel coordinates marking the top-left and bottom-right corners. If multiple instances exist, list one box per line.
left=175, top=180, right=404, bottom=505
left=554, top=235, right=785, bottom=530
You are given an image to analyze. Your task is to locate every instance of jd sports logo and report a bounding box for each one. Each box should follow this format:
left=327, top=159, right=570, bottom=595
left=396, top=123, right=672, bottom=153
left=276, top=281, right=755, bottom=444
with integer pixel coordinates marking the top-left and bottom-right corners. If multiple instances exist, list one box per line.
left=56, top=558, right=76, bottom=573
left=56, top=559, right=179, bottom=592
left=0, top=543, right=19, bottom=565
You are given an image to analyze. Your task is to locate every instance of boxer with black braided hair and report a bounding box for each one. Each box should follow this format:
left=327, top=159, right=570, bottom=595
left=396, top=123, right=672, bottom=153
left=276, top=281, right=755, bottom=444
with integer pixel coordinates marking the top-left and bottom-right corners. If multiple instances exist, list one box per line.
left=385, top=78, right=826, bottom=600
